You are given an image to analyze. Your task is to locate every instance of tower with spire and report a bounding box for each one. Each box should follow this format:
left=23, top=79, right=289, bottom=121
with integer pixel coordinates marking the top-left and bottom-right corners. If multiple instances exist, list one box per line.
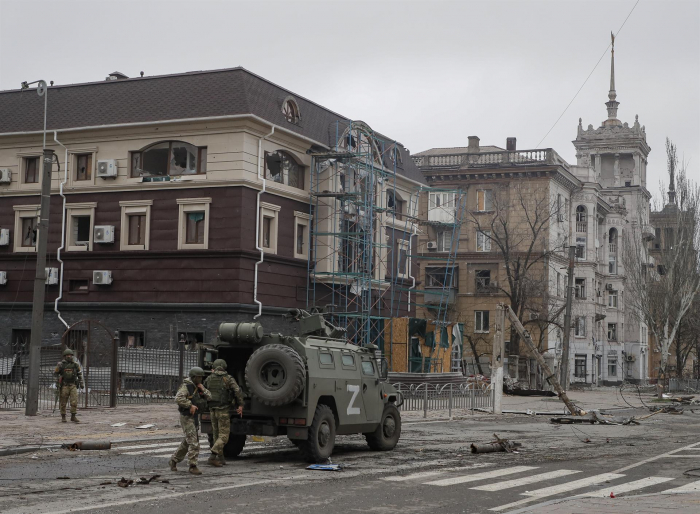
left=573, top=32, right=651, bottom=189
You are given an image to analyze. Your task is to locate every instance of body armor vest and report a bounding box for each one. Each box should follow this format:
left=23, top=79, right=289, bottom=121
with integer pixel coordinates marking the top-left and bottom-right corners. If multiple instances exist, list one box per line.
left=60, top=361, right=80, bottom=384
left=207, top=373, right=230, bottom=408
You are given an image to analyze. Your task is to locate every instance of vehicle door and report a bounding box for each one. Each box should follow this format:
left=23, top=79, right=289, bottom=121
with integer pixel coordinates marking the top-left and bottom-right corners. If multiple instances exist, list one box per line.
left=359, top=355, right=381, bottom=422
left=336, top=350, right=366, bottom=425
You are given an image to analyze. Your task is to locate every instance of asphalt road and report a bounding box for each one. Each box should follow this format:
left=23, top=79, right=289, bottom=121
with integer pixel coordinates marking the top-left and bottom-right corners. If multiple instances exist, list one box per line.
left=2, top=412, right=700, bottom=514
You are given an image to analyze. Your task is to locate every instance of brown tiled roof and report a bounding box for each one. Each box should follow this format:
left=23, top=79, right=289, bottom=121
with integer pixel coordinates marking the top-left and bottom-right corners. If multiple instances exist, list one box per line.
left=413, top=145, right=505, bottom=156
left=0, top=68, right=426, bottom=184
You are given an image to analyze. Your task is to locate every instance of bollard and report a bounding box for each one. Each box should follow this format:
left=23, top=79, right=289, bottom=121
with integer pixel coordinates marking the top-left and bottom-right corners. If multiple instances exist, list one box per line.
left=449, top=383, right=453, bottom=418
left=423, top=386, right=428, bottom=419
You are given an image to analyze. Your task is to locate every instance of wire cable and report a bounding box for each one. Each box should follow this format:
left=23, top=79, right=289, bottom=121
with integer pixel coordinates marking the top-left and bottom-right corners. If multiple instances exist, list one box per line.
left=535, top=0, right=641, bottom=148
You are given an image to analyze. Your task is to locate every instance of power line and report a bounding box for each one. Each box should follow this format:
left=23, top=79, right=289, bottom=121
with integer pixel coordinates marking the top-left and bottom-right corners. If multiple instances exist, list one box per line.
left=536, top=0, right=641, bottom=149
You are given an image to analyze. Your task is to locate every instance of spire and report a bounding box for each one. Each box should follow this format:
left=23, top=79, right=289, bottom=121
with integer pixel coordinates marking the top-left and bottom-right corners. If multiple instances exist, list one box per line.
left=604, top=31, right=621, bottom=126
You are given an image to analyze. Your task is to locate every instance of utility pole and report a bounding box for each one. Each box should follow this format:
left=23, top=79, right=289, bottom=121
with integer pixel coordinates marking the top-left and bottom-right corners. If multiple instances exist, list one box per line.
left=492, top=306, right=506, bottom=414
left=559, top=245, right=576, bottom=391
left=25, top=148, right=55, bottom=416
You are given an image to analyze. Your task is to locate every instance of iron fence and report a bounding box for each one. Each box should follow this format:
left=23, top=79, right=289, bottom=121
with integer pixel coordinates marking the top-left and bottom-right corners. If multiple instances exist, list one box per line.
left=668, top=378, right=700, bottom=393
left=393, top=382, right=493, bottom=417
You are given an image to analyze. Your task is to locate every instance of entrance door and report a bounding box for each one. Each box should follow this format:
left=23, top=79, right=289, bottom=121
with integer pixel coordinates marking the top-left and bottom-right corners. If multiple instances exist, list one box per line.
left=359, top=356, right=381, bottom=422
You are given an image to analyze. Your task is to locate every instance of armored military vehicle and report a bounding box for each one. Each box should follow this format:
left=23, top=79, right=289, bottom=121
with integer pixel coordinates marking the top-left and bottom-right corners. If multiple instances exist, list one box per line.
left=199, top=309, right=402, bottom=463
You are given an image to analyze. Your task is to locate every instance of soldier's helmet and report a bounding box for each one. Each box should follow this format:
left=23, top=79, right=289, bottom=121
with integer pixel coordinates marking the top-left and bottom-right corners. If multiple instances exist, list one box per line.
left=188, top=366, right=206, bottom=378
left=62, top=348, right=74, bottom=357
left=212, top=359, right=227, bottom=370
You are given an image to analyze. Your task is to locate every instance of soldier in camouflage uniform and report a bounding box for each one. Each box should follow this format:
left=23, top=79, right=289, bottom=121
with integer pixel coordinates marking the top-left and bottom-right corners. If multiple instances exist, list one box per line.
left=204, top=359, right=244, bottom=466
left=54, top=348, right=84, bottom=423
left=169, top=367, right=212, bottom=475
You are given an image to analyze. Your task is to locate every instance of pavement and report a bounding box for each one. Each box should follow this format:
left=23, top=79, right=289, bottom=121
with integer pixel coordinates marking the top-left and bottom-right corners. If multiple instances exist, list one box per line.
left=2, top=387, right=700, bottom=513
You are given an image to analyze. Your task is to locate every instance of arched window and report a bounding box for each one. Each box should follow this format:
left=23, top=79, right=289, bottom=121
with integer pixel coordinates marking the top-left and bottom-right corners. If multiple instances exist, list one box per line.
left=282, top=98, right=300, bottom=124
left=575, top=205, right=587, bottom=233
left=265, top=150, right=304, bottom=189
left=131, top=141, right=207, bottom=178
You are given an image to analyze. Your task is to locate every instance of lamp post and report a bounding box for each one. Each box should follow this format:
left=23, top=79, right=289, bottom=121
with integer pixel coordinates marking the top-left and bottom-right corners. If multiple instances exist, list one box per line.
left=23, top=79, right=54, bottom=416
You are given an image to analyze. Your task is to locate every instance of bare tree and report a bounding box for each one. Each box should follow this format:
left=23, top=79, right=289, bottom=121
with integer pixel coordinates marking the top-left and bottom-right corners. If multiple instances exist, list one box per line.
left=622, top=139, right=700, bottom=395
left=466, top=182, right=565, bottom=357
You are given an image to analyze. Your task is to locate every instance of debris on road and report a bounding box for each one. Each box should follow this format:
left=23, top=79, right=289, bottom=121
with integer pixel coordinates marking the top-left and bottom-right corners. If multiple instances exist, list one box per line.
left=110, top=422, right=127, bottom=427
left=117, top=478, right=133, bottom=488
left=306, top=464, right=344, bottom=471
left=471, top=433, right=521, bottom=454
left=56, top=476, right=70, bottom=480
left=62, top=441, right=112, bottom=451
left=136, top=474, right=161, bottom=485
left=135, top=424, right=156, bottom=429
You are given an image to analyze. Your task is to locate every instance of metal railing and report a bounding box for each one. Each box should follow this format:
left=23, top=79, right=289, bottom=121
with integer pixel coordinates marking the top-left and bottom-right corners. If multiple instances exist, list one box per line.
left=412, top=148, right=568, bottom=170
left=393, top=382, right=493, bottom=417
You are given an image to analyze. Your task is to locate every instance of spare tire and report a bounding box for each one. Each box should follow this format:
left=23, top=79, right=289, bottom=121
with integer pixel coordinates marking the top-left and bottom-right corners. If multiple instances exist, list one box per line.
left=245, top=344, right=305, bottom=406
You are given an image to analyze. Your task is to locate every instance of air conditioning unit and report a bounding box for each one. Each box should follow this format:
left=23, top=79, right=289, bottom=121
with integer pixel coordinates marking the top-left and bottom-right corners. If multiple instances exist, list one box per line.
left=45, top=267, right=59, bottom=285
left=96, top=159, right=118, bottom=178
left=93, top=270, right=112, bottom=285
left=606, top=283, right=614, bottom=291
left=94, top=225, right=115, bottom=244
left=626, top=355, right=636, bottom=362
left=0, top=228, right=9, bottom=246
left=557, top=213, right=565, bottom=222
left=0, top=168, right=11, bottom=184
left=0, top=271, right=6, bottom=285
left=427, top=241, right=438, bottom=250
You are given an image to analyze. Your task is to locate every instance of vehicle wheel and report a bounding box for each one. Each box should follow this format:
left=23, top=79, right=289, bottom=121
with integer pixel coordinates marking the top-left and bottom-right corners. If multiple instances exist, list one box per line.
left=207, top=433, right=214, bottom=448
left=245, top=344, right=305, bottom=406
left=222, top=435, right=246, bottom=459
left=298, top=404, right=336, bottom=463
left=365, top=404, right=401, bottom=451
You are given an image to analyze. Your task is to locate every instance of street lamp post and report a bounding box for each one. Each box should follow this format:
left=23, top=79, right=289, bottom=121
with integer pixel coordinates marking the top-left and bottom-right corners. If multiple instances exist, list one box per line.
left=23, top=80, right=55, bottom=416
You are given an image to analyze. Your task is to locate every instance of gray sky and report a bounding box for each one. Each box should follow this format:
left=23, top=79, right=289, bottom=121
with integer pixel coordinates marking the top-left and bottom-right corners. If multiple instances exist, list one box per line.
left=1, top=0, right=698, bottom=200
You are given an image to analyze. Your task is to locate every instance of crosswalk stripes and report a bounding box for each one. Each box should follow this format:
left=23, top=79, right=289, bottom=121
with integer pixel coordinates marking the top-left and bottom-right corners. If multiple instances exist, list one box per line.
left=382, top=464, right=494, bottom=482
left=577, top=476, right=674, bottom=498
left=425, top=466, right=538, bottom=487
left=661, top=479, right=700, bottom=493
left=470, top=470, right=581, bottom=491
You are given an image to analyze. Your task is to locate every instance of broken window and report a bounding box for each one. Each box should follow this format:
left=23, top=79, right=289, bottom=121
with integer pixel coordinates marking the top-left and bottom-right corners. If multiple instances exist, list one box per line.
left=574, top=354, right=587, bottom=378
left=21, top=216, right=37, bottom=247
left=607, top=323, right=617, bottom=341
left=265, top=151, right=304, bottom=190
left=75, top=154, right=92, bottom=181
left=127, top=214, right=146, bottom=246
left=282, top=99, right=300, bottom=124
left=475, top=311, right=490, bottom=333
left=397, top=240, right=410, bottom=277
left=185, top=212, right=205, bottom=244
left=475, top=270, right=491, bottom=292
left=425, top=267, right=457, bottom=288
left=69, top=279, right=89, bottom=292
left=24, top=157, right=39, bottom=183
left=131, top=142, right=206, bottom=177
left=72, top=216, right=91, bottom=246
left=296, top=223, right=305, bottom=256
left=119, top=330, right=146, bottom=348
left=178, top=331, right=204, bottom=349
left=574, top=316, right=586, bottom=337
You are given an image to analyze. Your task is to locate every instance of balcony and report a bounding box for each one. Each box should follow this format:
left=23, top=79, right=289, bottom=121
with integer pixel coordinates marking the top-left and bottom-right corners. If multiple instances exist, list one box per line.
left=412, top=148, right=569, bottom=170
left=576, top=222, right=587, bottom=233
left=423, top=288, right=456, bottom=305
left=609, top=243, right=617, bottom=254
left=642, top=224, right=655, bottom=241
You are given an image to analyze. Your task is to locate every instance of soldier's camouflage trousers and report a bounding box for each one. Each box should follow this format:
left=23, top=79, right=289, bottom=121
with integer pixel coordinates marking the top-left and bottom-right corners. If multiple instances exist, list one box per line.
left=59, top=384, right=79, bottom=415
left=210, top=408, right=231, bottom=456
left=172, top=414, right=199, bottom=466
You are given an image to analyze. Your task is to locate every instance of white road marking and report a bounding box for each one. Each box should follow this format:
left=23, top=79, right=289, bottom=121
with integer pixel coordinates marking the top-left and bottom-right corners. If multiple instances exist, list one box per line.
left=612, top=440, right=700, bottom=473
left=661, top=479, right=700, bottom=493
left=124, top=446, right=181, bottom=455
left=426, top=466, right=538, bottom=487
left=577, top=476, right=674, bottom=497
left=489, top=473, right=624, bottom=512
left=382, top=464, right=494, bottom=482
left=471, top=470, right=581, bottom=491
left=115, top=440, right=207, bottom=451
left=665, top=455, right=700, bottom=458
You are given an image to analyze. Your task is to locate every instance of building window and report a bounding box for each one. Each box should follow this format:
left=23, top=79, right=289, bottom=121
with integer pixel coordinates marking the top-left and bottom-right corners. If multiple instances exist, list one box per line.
left=66, top=203, right=97, bottom=252
left=387, top=190, right=406, bottom=220
left=428, top=192, right=456, bottom=223
left=576, top=205, right=587, bottom=233
left=607, top=323, right=617, bottom=341
left=475, top=311, right=490, bottom=333
left=265, top=151, right=304, bottom=190
left=75, top=154, right=93, bottom=181
left=575, top=236, right=586, bottom=260
left=475, top=269, right=491, bottom=292
left=396, top=239, right=410, bottom=278
left=477, top=230, right=491, bottom=252
left=556, top=273, right=562, bottom=297
left=664, top=227, right=674, bottom=249
left=282, top=98, right=300, bottom=124
left=575, top=278, right=586, bottom=299
left=654, top=227, right=661, bottom=250
left=557, top=194, right=562, bottom=216
left=178, top=331, right=204, bottom=349
left=24, top=157, right=39, bottom=184
left=608, top=289, right=618, bottom=308
left=13, top=205, right=40, bottom=253
left=119, top=330, right=146, bottom=348
left=177, top=198, right=212, bottom=250
left=425, top=267, right=457, bottom=288
left=642, top=326, right=648, bottom=345
left=294, top=211, right=311, bottom=260
left=130, top=141, right=207, bottom=178
left=575, top=316, right=586, bottom=337
left=476, top=190, right=493, bottom=212
left=608, top=357, right=618, bottom=377
left=437, top=229, right=452, bottom=252
left=120, top=200, right=152, bottom=251
left=574, top=354, right=587, bottom=378
left=69, top=279, right=89, bottom=293
left=259, top=202, right=281, bottom=254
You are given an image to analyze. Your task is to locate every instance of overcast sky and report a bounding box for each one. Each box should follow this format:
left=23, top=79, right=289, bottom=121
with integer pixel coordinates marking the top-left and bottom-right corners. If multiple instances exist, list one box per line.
left=1, top=0, right=697, bottom=200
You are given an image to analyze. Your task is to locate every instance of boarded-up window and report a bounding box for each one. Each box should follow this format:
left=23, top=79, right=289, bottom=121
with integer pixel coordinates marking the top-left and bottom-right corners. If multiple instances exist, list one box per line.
left=128, top=214, right=146, bottom=246
left=76, top=154, right=92, bottom=181
left=185, top=212, right=205, bottom=244
left=476, top=190, right=493, bottom=211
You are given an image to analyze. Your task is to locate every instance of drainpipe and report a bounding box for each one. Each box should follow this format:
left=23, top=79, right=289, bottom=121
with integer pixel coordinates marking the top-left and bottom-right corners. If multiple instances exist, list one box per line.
left=53, top=131, right=69, bottom=328
left=253, top=125, right=275, bottom=319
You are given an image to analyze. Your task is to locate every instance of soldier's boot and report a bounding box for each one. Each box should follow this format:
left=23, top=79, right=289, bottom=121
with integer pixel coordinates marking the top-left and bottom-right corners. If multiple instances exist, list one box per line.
left=218, top=453, right=226, bottom=466
left=168, top=459, right=178, bottom=472
left=207, top=454, right=223, bottom=467
left=189, top=465, right=202, bottom=475
left=61, top=414, right=66, bottom=423
left=70, top=413, right=80, bottom=423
